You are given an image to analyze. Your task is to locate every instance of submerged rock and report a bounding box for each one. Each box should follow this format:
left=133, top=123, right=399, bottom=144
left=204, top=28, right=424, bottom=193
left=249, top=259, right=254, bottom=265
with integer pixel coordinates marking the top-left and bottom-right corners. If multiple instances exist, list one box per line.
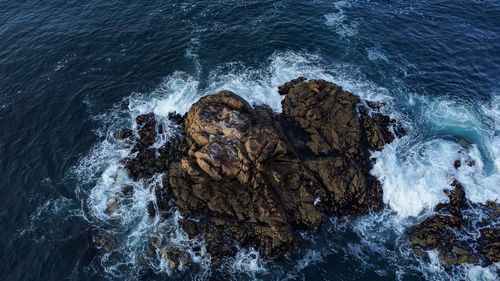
left=161, top=246, right=193, bottom=269
left=122, top=185, right=134, bottom=197
left=105, top=195, right=120, bottom=214
left=92, top=230, right=115, bottom=253
left=117, top=128, right=133, bottom=140
left=411, top=179, right=500, bottom=266
left=124, top=78, right=396, bottom=261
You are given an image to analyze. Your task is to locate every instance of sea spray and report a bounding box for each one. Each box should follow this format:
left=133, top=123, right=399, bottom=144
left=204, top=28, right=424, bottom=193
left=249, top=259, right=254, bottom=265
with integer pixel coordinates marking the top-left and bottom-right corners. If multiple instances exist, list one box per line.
left=72, top=50, right=499, bottom=280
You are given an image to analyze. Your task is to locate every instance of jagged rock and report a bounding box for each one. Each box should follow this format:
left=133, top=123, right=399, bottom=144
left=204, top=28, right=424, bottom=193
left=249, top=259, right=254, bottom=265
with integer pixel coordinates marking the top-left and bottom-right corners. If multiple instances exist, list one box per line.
left=125, top=78, right=396, bottom=261
left=446, top=179, right=468, bottom=217
left=278, top=76, right=306, bottom=95
left=124, top=113, right=187, bottom=180
left=136, top=113, right=157, bottom=146
left=168, top=111, right=184, bottom=123
left=411, top=179, right=500, bottom=266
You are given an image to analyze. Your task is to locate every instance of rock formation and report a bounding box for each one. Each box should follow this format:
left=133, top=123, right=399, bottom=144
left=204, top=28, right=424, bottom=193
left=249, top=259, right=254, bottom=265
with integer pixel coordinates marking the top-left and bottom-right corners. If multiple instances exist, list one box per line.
left=411, top=179, right=500, bottom=266
left=123, top=78, right=396, bottom=261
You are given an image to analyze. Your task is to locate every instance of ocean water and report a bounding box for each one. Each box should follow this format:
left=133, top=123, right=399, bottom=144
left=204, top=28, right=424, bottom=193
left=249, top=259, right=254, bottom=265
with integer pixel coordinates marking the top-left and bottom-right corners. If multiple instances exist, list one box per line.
left=1, top=1, right=499, bottom=280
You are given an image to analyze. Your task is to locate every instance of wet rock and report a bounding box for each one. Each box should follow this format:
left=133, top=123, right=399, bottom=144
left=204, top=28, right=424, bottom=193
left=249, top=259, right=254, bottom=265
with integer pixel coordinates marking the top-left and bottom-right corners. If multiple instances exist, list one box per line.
left=149, top=236, right=161, bottom=249
left=147, top=201, right=156, bottom=218
left=125, top=78, right=396, bottom=261
left=485, top=201, right=500, bottom=213
left=452, top=246, right=478, bottom=264
left=145, top=236, right=160, bottom=260
left=123, top=113, right=158, bottom=179
left=481, top=228, right=500, bottom=263
left=482, top=242, right=500, bottom=264
left=161, top=248, right=176, bottom=269
left=446, top=180, right=468, bottom=217
left=411, top=178, right=500, bottom=266
left=117, top=128, right=133, bottom=140
left=122, top=185, right=134, bottom=197
left=167, top=258, right=176, bottom=269
left=454, top=160, right=461, bottom=168
left=168, top=112, right=184, bottom=123
left=161, top=246, right=193, bottom=270
left=105, top=195, right=120, bottom=213
left=277, top=76, right=306, bottom=95
left=124, top=112, right=188, bottom=180
left=92, top=230, right=115, bottom=253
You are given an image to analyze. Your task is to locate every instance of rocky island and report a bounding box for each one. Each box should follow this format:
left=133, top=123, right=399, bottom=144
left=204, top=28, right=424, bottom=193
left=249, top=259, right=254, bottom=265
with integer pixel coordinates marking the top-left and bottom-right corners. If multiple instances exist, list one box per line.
left=120, top=78, right=396, bottom=262
left=116, top=78, right=499, bottom=269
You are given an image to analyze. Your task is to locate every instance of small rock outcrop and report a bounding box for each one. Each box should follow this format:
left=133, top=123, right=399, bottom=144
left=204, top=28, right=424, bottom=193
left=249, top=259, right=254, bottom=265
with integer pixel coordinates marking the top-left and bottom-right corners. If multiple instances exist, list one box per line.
left=124, top=78, right=396, bottom=261
left=411, top=180, right=500, bottom=266
left=124, top=112, right=187, bottom=180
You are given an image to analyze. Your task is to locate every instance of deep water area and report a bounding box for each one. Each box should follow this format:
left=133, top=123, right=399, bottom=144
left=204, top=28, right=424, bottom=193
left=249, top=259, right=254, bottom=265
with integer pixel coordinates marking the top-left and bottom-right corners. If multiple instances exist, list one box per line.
left=1, top=1, right=499, bottom=280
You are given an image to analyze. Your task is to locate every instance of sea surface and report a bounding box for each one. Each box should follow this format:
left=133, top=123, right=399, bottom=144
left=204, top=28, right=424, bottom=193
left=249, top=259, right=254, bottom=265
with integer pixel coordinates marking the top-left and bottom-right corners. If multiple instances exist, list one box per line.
left=1, top=1, right=499, bottom=280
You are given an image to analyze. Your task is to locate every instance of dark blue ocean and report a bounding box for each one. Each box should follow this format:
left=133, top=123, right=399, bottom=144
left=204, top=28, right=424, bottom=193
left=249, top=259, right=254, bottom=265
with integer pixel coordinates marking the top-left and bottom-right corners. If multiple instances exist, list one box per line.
left=1, top=1, right=499, bottom=280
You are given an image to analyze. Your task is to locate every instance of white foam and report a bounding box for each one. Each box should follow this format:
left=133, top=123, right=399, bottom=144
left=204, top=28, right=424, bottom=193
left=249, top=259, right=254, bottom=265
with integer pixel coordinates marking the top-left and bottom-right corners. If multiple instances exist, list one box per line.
left=73, top=47, right=500, bottom=280
left=128, top=51, right=351, bottom=115
left=372, top=137, right=463, bottom=217
left=427, top=250, right=445, bottom=273
left=466, top=264, right=500, bottom=281
left=468, top=94, right=500, bottom=202
left=296, top=250, right=323, bottom=270
left=185, top=37, right=202, bottom=76
left=372, top=94, right=500, bottom=217
left=415, top=250, right=500, bottom=281
left=324, top=1, right=358, bottom=38
left=74, top=50, right=358, bottom=279
left=230, top=247, right=267, bottom=275
left=122, top=51, right=395, bottom=136
left=128, top=72, right=200, bottom=116
left=456, top=143, right=500, bottom=204
left=150, top=211, right=211, bottom=276
left=366, top=47, right=389, bottom=63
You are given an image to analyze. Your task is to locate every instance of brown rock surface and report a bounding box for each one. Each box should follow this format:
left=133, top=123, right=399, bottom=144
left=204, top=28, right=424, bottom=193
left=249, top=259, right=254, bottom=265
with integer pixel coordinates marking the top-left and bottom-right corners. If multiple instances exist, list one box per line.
left=411, top=180, right=500, bottom=266
left=125, top=78, right=396, bottom=261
